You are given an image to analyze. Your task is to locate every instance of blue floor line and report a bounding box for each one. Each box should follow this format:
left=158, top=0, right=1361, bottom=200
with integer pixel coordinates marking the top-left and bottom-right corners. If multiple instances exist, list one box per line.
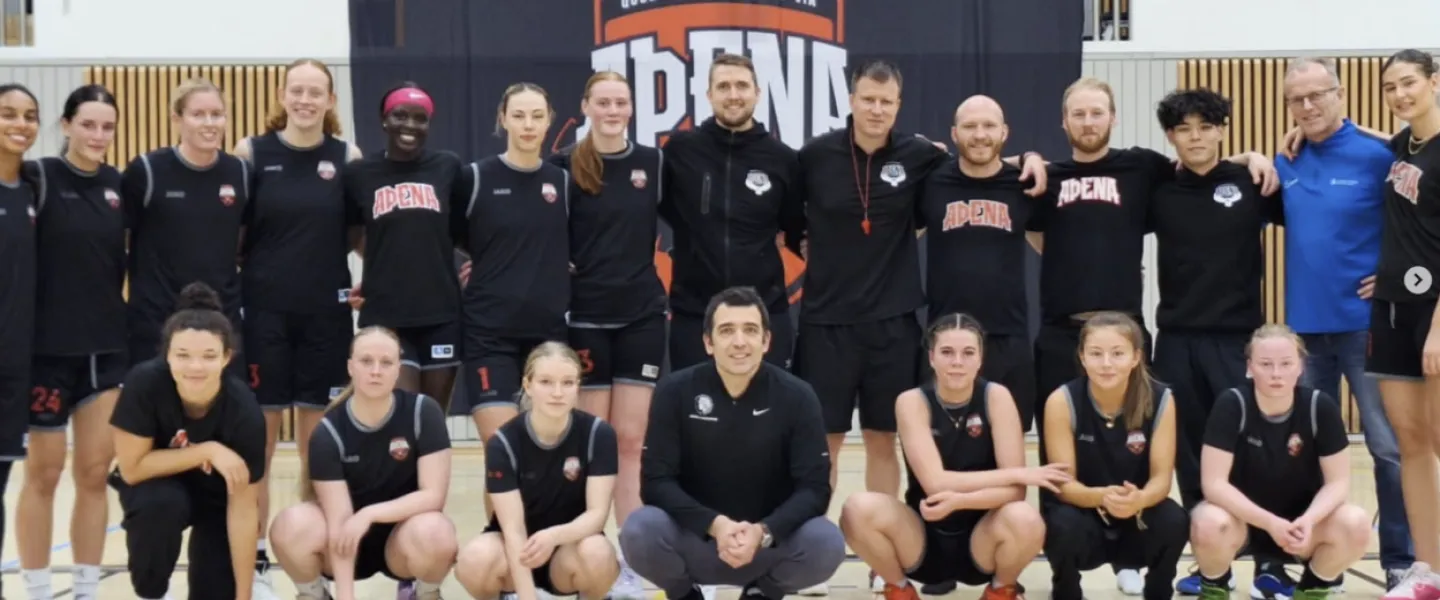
left=1, top=524, right=122, bottom=570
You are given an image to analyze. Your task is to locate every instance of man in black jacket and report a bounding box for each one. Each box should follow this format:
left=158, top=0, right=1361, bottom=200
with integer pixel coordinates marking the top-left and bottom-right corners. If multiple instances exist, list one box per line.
left=620, top=287, right=843, bottom=600
left=661, top=53, right=806, bottom=371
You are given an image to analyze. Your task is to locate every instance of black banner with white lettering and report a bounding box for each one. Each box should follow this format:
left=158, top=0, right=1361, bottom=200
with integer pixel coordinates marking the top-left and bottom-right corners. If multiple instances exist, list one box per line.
left=348, top=0, right=1084, bottom=413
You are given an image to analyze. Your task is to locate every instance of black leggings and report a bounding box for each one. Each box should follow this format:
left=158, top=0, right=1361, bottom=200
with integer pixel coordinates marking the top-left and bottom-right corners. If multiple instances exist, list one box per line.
left=1043, top=499, right=1189, bottom=600
left=110, top=471, right=237, bottom=600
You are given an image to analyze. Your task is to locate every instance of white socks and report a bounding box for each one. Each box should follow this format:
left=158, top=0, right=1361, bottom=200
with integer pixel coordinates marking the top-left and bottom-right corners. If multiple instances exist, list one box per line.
left=22, top=569, right=50, bottom=600
left=25, top=565, right=102, bottom=600
left=295, top=579, right=328, bottom=597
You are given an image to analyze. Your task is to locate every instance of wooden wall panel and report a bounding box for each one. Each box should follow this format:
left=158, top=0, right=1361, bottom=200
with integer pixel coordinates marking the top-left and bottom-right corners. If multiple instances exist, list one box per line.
left=1177, top=57, right=1401, bottom=434
left=84, top=65, right=300, bottom=440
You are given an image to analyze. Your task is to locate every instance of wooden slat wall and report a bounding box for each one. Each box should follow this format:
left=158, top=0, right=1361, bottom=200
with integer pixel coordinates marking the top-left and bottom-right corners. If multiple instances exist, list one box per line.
left=1177, top=57, right=1401, bottom=433
left=85, top=65, right=301, bottom=441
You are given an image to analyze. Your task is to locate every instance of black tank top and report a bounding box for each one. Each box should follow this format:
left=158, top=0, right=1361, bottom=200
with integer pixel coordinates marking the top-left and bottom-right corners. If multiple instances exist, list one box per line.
left=903, top=379, right=995, bottom=532
left=1062, top=377, right=1172, bottom=489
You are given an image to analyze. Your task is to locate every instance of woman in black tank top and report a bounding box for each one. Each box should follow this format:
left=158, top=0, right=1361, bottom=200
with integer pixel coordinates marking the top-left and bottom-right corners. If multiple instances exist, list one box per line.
left=454, top=342, right=621, bottom=600
left=232, top=58, right=364, bottom=587
left=839, top=314, right=1070, bottom=600
left=1188, top=324, right=1371, bottom=597
left=267, top=327, right=457, bottom=600
left=1039, top=312, right=1188, bottom=600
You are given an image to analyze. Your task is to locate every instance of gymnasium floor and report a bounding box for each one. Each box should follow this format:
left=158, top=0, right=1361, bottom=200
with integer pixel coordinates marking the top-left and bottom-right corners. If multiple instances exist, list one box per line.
left=0, top=442, right=1393, bottom=599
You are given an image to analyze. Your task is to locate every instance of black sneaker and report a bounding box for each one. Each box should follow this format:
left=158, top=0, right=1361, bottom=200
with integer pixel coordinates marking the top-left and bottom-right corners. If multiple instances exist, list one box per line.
left=920, top=581, right=956, bottom=595
left=741, top=583, right=779, bottom=600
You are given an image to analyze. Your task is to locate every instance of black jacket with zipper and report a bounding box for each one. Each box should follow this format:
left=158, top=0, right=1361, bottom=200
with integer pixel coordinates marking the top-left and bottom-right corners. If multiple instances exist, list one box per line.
left=660, top=118, right=806, bottom=318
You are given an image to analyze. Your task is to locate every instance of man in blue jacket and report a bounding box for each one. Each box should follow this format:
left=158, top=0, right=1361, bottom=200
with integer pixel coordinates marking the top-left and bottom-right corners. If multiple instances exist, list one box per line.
left=1275, top=56, right=1413, bottom=595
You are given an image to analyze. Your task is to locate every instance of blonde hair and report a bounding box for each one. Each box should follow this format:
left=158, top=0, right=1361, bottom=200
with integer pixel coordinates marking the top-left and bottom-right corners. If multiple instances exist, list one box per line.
left=516, top=341, right=584, bottom=412
left=1062, top=76, right=1116, bottom=115
left=171, top=78, right=224, bottom=115
left=298, top=326, right=401, bottom=502
left=1245, top=323, right=1309, bottom=360
left=1078, top=312, right=1156, bottom=431
left=266, top=58, right=342, bottom=136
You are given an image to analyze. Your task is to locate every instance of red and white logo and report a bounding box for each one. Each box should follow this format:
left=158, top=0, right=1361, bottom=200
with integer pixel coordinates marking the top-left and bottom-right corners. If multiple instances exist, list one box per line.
left=103, top=188, right=120, bottom=209
left=219, top=184, right=236, bottom=206
left=563, top=456, right=581, bottom=481
left=372, top=182, right=442, bottom=219
left=542, top=182, right=558, bottom=203
left=1287, top=433, right=1303, bottom=457
left=631, top=168, right=648, bottom=189
left=965, top=414, right=984, bottom=438
left=389, top=437, right=411, bottom=461
left=317, top=160, right=337, bottom=180
left=170, top=429, right=190, bottom=449
left=1126, top=430, right=1147, bottom=455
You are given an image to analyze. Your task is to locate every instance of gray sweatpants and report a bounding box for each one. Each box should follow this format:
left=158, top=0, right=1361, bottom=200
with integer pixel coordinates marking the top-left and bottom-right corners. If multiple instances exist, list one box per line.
left=619, top=506, right=846, bottom=599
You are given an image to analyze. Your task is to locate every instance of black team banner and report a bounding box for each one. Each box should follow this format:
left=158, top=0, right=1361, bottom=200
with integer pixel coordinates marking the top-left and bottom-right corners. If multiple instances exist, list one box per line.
left=348, top=0, right=1084, bottom=413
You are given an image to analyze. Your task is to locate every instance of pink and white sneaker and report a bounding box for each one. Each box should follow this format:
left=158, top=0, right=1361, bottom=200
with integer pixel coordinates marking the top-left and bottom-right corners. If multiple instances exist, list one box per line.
left=1383, top=563, right=1440, bottom=600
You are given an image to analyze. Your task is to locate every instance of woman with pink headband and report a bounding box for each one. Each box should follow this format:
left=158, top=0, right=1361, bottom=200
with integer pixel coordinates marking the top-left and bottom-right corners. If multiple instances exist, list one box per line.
left=343, top=79, right=474, bottom=427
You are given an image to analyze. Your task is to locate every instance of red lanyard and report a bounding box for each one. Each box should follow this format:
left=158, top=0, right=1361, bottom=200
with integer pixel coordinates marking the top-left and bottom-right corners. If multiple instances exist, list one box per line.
left=849, top=139, right=873, bottom=235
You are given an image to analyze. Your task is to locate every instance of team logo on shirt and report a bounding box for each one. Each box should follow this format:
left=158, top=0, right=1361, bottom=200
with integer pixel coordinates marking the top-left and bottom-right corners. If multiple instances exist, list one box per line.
left=169, top=429, right=190, bottom=449
left=1125, top=430, right=1147, bottom=455
left=219, top=184, right=236, bottom=206
left=880, top=162, right=906, bottom=187
left=317, top=160, right=337, bottom=180
left=372, top=183, right=442, bottom=218
left=577, top=0, right=849, bottom=150
left=389, top=437, right=411, bottom=461
left=745, top=170, right=771, bottom=196
left=1387, top=161, right=1423, bottom=205
left=541, top=182, right=558, bottom=203
left=965, top=414, right=984, bottom=438
left=1286, top=433, right=1303, bottom=457
left=1056, top=176, right=1122, bottom=207
left=695, top=394, right=713, bottom=416
left=1212, top=183, right=1243, bottom=207
left=942, top=200, right=1013, bottom=232
left=563, top=456, right=581, bottom=481
left=631, top=169, right=648, bottom=189
left=103, top=188, right=120, bottom=209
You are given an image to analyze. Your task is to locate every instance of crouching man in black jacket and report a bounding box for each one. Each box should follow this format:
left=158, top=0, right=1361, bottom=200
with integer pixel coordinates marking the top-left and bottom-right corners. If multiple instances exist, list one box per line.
left=619, top=287, right=844, bottom=600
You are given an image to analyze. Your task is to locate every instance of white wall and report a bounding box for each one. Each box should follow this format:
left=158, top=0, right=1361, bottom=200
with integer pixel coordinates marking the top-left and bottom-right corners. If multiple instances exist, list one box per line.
left=0, top=0, right=350, bottom=63
left=1086, top=0, right=1440, bottom=56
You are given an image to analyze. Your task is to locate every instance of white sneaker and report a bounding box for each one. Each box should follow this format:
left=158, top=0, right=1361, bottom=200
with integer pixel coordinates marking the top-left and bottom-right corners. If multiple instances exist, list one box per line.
left=871, top=573, right=885, bottom=592
left=796, top=582, right=829, bottom=596
left=1383, top=562, right=1440, bottom=600
left=1116, top=569, right=1144, bottom=596
left=251, top=568, right=281, bottom=600
left=701, top=585, right=718, bottom=600
left=609, top=565, right=647, bottom=599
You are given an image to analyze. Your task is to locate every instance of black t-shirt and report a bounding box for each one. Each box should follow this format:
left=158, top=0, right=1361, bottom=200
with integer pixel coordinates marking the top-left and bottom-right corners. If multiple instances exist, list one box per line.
left=1377, top=128, right=1440, bottom=301
left=461, top=155, right=572, bottom=346
left=485, top=410, right=618, bottom=534
left=1150, top=162, right=1283, bottom=332
left=241, top=132, right=354, bottom=314
left=29, top=158, right=126, bottom=356
left=122, top=148, right=251, bottom=324
left=1202, top=385, right=1347, bottom=519
left=344, top=150, right=474, bottom=329
left=1060, top=376, right=1172, bottom=490
left=798, top=121, right=949, bottom=324
left=1032, top=148, right=1173, bottom=321
left=917, top=162, right=1035, bottom=335
left=0, top=177, right=36, bottom=368
left=903, top=380, right=997, bottom=533
left=109, top=358, right=267, bottom=506
left=550, top=143, right=667, bottom=325
left=308, top=391, right=450, bottom=510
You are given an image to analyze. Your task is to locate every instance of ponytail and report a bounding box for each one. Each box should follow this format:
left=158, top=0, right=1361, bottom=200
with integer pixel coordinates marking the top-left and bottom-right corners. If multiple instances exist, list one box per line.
left=571, top=132, right=605, bottom=195
left=1077, top=312, right=1155, bottom=430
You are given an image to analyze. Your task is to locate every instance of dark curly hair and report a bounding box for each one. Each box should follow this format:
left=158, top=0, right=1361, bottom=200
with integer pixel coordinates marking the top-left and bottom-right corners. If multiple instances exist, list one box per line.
left=1156, top=88, right=1231, bottom=131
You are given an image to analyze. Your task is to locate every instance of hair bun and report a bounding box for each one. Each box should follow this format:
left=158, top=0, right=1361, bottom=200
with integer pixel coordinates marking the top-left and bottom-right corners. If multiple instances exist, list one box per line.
left=176, top=282, right=223, bottom=312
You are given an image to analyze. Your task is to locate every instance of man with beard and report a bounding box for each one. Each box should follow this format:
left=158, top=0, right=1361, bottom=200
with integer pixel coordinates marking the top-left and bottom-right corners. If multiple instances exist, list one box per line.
left=792, top=61, right=1048, bottom=594
left=660, top=53, right=806, bottom=372
left=1029, top=76, right=1278, bottom=595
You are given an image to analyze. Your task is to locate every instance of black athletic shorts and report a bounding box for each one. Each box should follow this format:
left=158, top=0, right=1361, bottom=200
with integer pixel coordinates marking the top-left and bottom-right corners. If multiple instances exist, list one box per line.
left=483, top=524, right=571, bottom=595
left=795, top=314, right=922, bottom=434
left=29, top=351, right=128, bottom=430
left=0, top=365, right=26, bottom=458
left=1367, top=298, right=1437, bottom=381
left=904, top=509, right=992, bottom=586
left=328, top=522, right=400, bottom=582
left=461, top=333, right=561, bottom=412
left=668, top=311, right=795, bottom=372
left=568, top=312, right=666, bottom=389
left=392, top=321, right=461, bottom=371
left=243, top=307, right=352, bottom=409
